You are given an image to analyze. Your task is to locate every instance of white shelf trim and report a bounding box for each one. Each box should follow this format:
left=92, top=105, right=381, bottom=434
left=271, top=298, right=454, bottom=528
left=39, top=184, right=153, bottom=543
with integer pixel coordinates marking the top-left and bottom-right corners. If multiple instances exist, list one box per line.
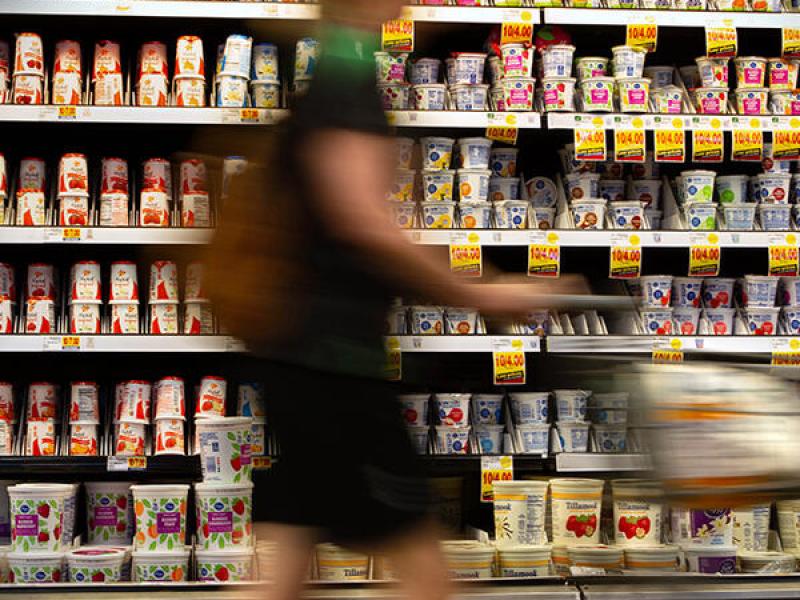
left=0, top=227, right=213, bottom=245
left=547, top=112, right=800, bottom=131
left=547, top=335, right=796, bottom=354
left=390, top=335, right=542, bottom=352
left=0, top=335, right=245, bottom=352
left=543, top=7, right=799, bottom=28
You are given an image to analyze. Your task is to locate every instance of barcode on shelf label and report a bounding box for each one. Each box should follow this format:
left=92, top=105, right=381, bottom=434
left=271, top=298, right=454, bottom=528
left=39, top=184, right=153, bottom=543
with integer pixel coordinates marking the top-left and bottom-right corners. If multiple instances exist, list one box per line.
left=107, top=456, right=147, bottom=471
left=44, top=227, right=83, bottom=243
left=43, top=336, right=82, bottom=351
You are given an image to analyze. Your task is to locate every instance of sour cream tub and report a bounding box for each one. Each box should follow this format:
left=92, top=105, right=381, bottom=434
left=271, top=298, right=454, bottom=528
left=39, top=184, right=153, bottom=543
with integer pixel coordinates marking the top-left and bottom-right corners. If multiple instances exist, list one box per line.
left=734, top=56, right=767, bottom=88
left=612, top=46, right=646, bottom=78
left=575, top=57, right=608, bottom=81
left=617, top=77, right=650, bottom=113
left=550, top=479, right=603, bottom=545
left=683, top=545, right=737, bottom=573
left=413, top=84, right=446, bottom=110
left=571, top=199, right=607, bottom=230
left=518, top=424, right=550, bottom=454
left=441, top=542, right=495, bottom=579
left=422, top=170, right=455, bottom=202
left=624, top=546, right=680, bottom=571
left=735, top=88, right=769, bottom=115
left=693, top=87, right=728, bottom=114
left=493, top=480, right=548, bottom=546
left=421, top=137, right=454, bottom=170
left=542, top=77, right=576, bottom=111
left=610, top=201, right=645, bottom=230
left=502, top=78, right=535, bottom=111
left=580, top=77, right=615, bottom=112
left=497, top=546, right=551, bottom=577
left=459, top=201, right=492, bottom=228
left=696, top=56, right=729, bottom=87
left=541, top=44, right=575, bottom=78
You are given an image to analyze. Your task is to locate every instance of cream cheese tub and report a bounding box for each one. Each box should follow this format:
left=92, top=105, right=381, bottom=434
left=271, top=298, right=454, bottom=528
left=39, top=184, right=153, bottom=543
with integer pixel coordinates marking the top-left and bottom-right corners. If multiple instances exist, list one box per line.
left=624, top=545, right=679, bottom=571
left=567, top=545, right=623, bottom=573
left=441, top=541, right=495, bottom=579
left=617, top=77, right=650, bottom=113
left=196, top=548, right=254, bottom=582
left=550, top=479, right=604, bottom=546
left=493, top=480, right=548, bottom=546
left=683, top=545, right=736, bottom=573
left=542, top=77, right=576, bottom=112
left=611, top=479, right=663, bottom=547
left=497, top=545, right=551, bottom=577
left=421, top=201, right=456, bottom=229
left=580, top=77, right=615, bottom=112
left=132, top=548, right=189, bottom=582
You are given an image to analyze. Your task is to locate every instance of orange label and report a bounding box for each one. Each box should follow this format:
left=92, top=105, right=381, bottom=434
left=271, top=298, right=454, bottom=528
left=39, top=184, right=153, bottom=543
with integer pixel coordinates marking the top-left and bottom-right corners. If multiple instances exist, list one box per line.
left=57, top=106, right=77, bottom=119
left=127, top=456, right=147, bottom=470
left=62, top=336, right=81, bottom=350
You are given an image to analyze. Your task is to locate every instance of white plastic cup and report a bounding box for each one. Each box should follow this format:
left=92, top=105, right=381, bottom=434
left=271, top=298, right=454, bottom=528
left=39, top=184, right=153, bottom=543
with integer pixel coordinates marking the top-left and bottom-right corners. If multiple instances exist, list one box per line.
left=756, top=173, right=792, bottom=203
left=673, top=277, right=702, bottom=308
left=436, top=393, right=471, bottom=426
left=716, top=175, right=749, bottom=204
left=436, top=426, right=471, bottom=455
left=502, top=77, right=535, bottom=111
left=494, top=200, right=528, bottom=229
left=617, top=77, right=651, bottom=113
left=398, top=394, right=430, bottom=426
left=489, top=177, right=520, bottom=202
left=422, top=170, right=455, bottom=202
left=722, top=204, right=756, bottom=231
left=490, top=148, right=519, bottom=177
left=681, top=170, right=716, bottom=203
left=410, top=58, right=441, bottom=85
left=550, top=478, right=603, bottom=545
left=194, top=482, right=253, bottom=551
left=571, top=199, right=607, bottom=230
left=781, top=277, right=800, bottom=307
left=542, top=77, right=576, bottom=111
left=759, top=203, right=791, bottom=231
left=475, top=425, right=504, bottom=454
left=590, top=393, right=628, bottom=425
left=409, top=305, right=444, bottom=335
left=9, top=484, right=72, bottom=553
left=472, top=394, right=504, bottom=425
left=451, top=83, right=488, bottom=111
left=575, top=57, right=609, bottom=80
left=493, top=480, right=548, bottom=546
left=457, top=137, right=492, bottom=169
left=599, top=179, right=626, bottom=202
left=196, top=417, right=253, bottom=483
left=628, top=179, right=662, bottom=209
left=624, top=546, right=679, bottom=572
left=565, top=173, right=600, bottom=200
left=612, top=45, right=646, bottom=78
left=517, top=423, right=550, bottom=454
left=644, top=65, right=674, bottom=88
left=420, top=137, right=455, bottom=170
left=640, top=275, right=673, bottom=307
left=735, top=56, right=767, bottom=88
left=685, top=202, right=718, bottom=231
left=449, top=53, right=487, bottom=85
left=459, top=201, right=492, bottom=229
left=554, top=389, right=587, bottom=423
left=609, top=201, right=645, bottom=230
left=413, top=84, right=446, bottom=110
left=510, top=392, right=549, bottom=424
left=501, top=44, right=533, bottom=78
left=703, top=307, right=736, bottom=335
left=703, top=278, right=735, bottom=308
left=421, top=200, right=456, bottom=229
left=696, top=56, right=729, bottom=87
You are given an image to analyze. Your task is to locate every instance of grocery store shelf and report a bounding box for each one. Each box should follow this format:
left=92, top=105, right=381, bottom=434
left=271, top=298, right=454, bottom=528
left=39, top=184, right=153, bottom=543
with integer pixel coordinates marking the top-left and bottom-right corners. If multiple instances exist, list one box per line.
left=547, top=335, right=798, bottom=354
left=542, top=7, right=800, bottom=28
left=1, top=226, right=213, bottom=244
left=422, top=454, right=554, bottom=474
left=388, top=111, right=541, bottom=128
left=401, top=5, right=540, bottom=23
left=392, top=335, right=541, bottom=352
left=579, top=578, right=800, bottom=600
left=0, top=455, right=200, bottom=480
left=0, top=105, right=290, bottom=125
left=555, top=453, right=651, bottom=472
left=409, top=230, right=800, bottom=248
left=546, top=112, right=800, bottom=131
left=0, top=335, right=245, bottom=352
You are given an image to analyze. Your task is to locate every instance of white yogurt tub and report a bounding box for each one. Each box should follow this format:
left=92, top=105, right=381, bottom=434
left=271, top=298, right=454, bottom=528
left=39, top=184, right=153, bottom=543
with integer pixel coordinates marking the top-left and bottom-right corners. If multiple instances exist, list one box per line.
left=645, top=208, right=663, bottom=230
left=680, top=65, right=702, bottom=89
left=388, top=169, right=415, bottom=203
left=420, top=137, right=454, bottom=170
left=554, top=389, right=588, bottom=422
left=542, top=44, right=576, bottom=78
left=448, top=53, right=487, bottom=85
left=410, top=58, right=441, bottom=85
left=9, top=483, right=72, bottom=553
left=673, top=306, right=701, bottom=335
left=673, top=277, right=702, bottom=308
left=768, top=57, right=797, bottom=90
left=250, top=82, right=280, bottom=109
left=716, top=174, right=749, bottom=204
left=518, top=424, right=550, bottom=454
left=195, top=418, right=253, bottom=483
left=7, top=551, right=64, bottom=583
left=510, top=392, right=549, bottom=424
left=451, top=84, right=488, bottom=111
left=612, top=46, right=646, bottom=78
left=130, top=485, right=189, bottom=552
left=493, top=480, right=548, bottom=546
left=316, top=544, right=368, bottom=581
left=565, top=172, right=600, bottom=200
left=734, top=56, right=767, bottom=88
left=550, top=479, right=603, bottom=545
left=422, top=170, right=455, bottom=202
left=672, top=507, right=733, bottom=546
left=399, top=394, right=430, bottom=427
left=743, top=275, right=779, bottom=308
left=640, top=307, right=674, bottom=335
left=599, top=179, right=626, bottom=202
left=777, top=499, right=800, bottom=548
left=739, top=551, right=796, bottom=574
left=644, top=66, right=674, bottom=88
left=556, top=423, right=590, bottom=453
left=735, top=88, right=769, bottom=115
left=437, top=393, right=471, bottom=426
left=591, top=392, right=628, bottom=425
left=685, top=202, right=718, bottom=231
left=617, top=77, right=650, bottom=113
left=497, top=545, right=551, bottom=577
left=759, top=203, right=791, bottom=231
left=441, top=541, right=495, bottom=579
left=611, top=479, right=664, bottom=547
left=576, top=57, right=608, bottom=81
left=396, top=137, right=414, bottom=170
left=693, top=87, right=728, bottom=114
left=624, top=546, right=679, bottom=571
left=732, top=505, right=770, bottom=552
left=413, top=84, right=446, bottom=110
left=528, top=176, right=558, bottom=207
left=490, top=147, right=518, bottom=177
left=67, top=548, right=124, bottom=583
left=696, top=56, right=729, bottom=88
left=782, top=276, right=800, bottom=306
left=421, top=200, right=456, bottom=229
left=436, top=426, right=471, bottom=455
left=408, top=426, right=430, bottom=454
left=374, top=51, right=408, bottom=83
left=683, top=545, right=737, bottom=573
left=704, top=307, right=736, bottom=335
left=457, top=169, right=491, bottom=202
left=194, top=482, right=253, bottom=551
left=494, top=200, right=528, bottom=229
left=568, top=545, right=623, bottom=573
left=475, top=425, right=503, bottom=453
left=651, top=85, right=683, bottom=114
left=703, top=278, right=736, bottom=308
left=410, top=306, right=444, bottom=335
left=85, top=482, right=133, bottom=545
left=489, top=176, right=520, bottom=201
left=459, top=201, right=492, bottom=228
left=501, top=44, right=533, bottom=78
left=487, top=56, right=503, bottom=85
left=445, top=308, right=479, bottom=335
left=542, top=77, right=576, bottom=111
left=458, top=137, right=492, bottom=169
left=390, top=202, right=416, bottom=229
left=629, top=179, right=662, bottom=209
left=196, top=548, right=254, bottom=582
left=580, top=77, right=615, bottom=112
left=755, top=173, right=792, bottom=203
left=571, top=199, right=606, bottom=229
left=502, top=77, right=535, bottom=111
left=610, top=201, right=645, bottom=230
left=377, top=83, right=411, bottom=110
left=770, top=90, right=800, bottom=115
left=743, top=306, right=780, bottom=335
left=132, top=548, right=189, bottom=582
left=594, top=424, right=627, bottom=453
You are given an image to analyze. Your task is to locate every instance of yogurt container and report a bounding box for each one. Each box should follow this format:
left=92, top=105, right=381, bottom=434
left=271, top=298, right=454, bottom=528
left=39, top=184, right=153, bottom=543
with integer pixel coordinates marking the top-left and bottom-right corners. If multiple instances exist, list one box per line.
left=568, top=545, right=624, bottom=573
left=696, top=56, right=729, bottom=88
left=67, top=548, right=124, bottom=583
left=518, top=424, right=550, bottom=454
left=422, top=170, right=455, bottom=202
left=704, top=278, right=735, bottom=308
left=436, top=393, right=471, bottom=426
left=685, top=202, right=718, bottom=230
left=716, top=174, right=749, bottom=204
left=759, top=203, right=791, bottom=231
left=458, top=137, right=492, bottom=169
left=652, top=85, right=683, bottom=114
left=413, top=84, right=446, bottom=110
left=734, top=57, right=767, bottom=88
left=590, top=393, right=628, bottom=426
left=763, top=142, right=792, bottom=174
left=472, top=394, right=504, bottom=425
left=594, top=424, right=627, bottom=452
left=566, top=173, right=601, bottom=201
left=7, top=552, right=64, bottom=583
left=459, top=201, right=492, bottom=228
left=541, top=44, right=575, bottom=78
left=408, top=426, right=430, bottom=454
left=196, top=418, right=253, bottom=483
left=644, top=66, right=674, bottom=88
left=617, top=77, right=650, bottom=113
left=580, top=77, right=615, bottom=112
left=196, top=549, right=254, bottom=582
left=739, top=551, right=796, bottom=574
left=624, top=546, right=679, bottom=571
left=610, top=201, right=645, bottom=230
left=558, top=423, right=590, bottom=453
left=497, top=546, right=551, bottom=577
left=9, top=484, right=71, bottom=552
left=770, top=90, right=800, bottom=115
left=554, top=389, right=588, bottom=423
left=448, top=53, right=487, bottom=85
left=400, top=394, right=430, bottom=427
left=550, top=478, right=603, bottom=545
left=451, top=83, right=488, bottom=110
left=85, top=482, right=133, bottom=546
left=410, top=58, right=441, bottom=85
left=673, top=306, right=701, bottom=335
left=510, top=392, right=549, bottom=424
left=374, top=51, right=408, bottom=83
left=493, top=480, right=548, bottom=546
left=195, top=482, right=253, bottom=551
left=377, top=83, right=411, bottom=110
left=131, top=485, right=189, bottom=551
left=672, top=507, right=733, bottom=546
left=756, top=173, right=791, bottom=203
left=612, top=46, right=646, bottom=78
left=640, top=307, right=674, bottom=335
left=421, top=137, right=454, bottom=170
left=704, top=307, right=736, bottom=335
left=528, top=176, right=558, bottom=208
left=487, top=56, right=503, bottom=85
left=782, top=277, right=800, bottom=307
left=735, top=88, right=769, bottom=115
left=693, top=87, right=728, bottom=114
left=250, top=82, right=280, bottom=109
left=732, top=505, right=770, bottom=552
left=743, top=306, right=780, bottom=335
left=673, top=277, right=702, bottom=308
left=457, top=170, right=491, bottom=202
left=531, top=206, right=556, bottom=229
left=410, top=305, right=444, bottom=334
left=436, top=426, right=470, bottom=454
left=542, top=77, right=576, bottom=111
left=768, top=58, right=797, bottom=90
left=441, top=542, right=494, bottom=579
left=683, top=545, right=736, bottom=573
left=494, top=200, right=528, bottom=229
left=599, top=179, right=626, bottom=202
left=215, top=75, right=248, bottom=107
left=394, top=137, right=414, bottom=169
left=132, top=548, right=189, bottom=582
left=501, top=44, right=533, bottom=78
left=629, top=179, right=662, bottom=209
left=575, top=57, right=608, bottom=81
left=490, top=148, right=518, bottom=177
left=489, top=176, right=520, bottom=201
left=475, top=425, right=503, bottom=453
left=680, top=65, right=702, bottom=89
left=571, top=199, right=606, bottom=230
left=502, top=77, right=535, bottom=111
left=682, top=170, right=716, bottom=203
left=388, top=170, right=415, bottom=203
left=445, top=307, right=478, bottom=335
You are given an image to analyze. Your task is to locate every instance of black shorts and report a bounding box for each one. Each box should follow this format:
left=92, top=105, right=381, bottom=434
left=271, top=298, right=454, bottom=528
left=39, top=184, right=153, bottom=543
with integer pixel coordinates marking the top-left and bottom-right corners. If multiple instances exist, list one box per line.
left=264, top=362, right=431, bottom=547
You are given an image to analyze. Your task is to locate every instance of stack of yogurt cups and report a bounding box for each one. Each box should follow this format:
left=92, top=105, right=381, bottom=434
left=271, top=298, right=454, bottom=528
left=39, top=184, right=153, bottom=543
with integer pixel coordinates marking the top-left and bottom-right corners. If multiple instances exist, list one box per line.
left=193, top=375, right=255, bottom=582
left=0, top=261, right=14, bottom=335
left=250, top=42, right=280, bottom=109
left=173, top=36, right=206, bottom=108
left=0, top=381, right=15, bottom=454
left=15, top=156, right=47, bottom=227
left=68, top=260, right=102, bottom=335
left=215, top=34, right=253, bottom=108
left=491, top=42, right=535, bottom=112
left=25, top=382, right=59, bottom=457
left=589, top=392, right=628, bottom=453
left=109, top=261, right=140, bottom=334
left=67, top=382, right=100, bottom=456
left=670, top=506, right=737, bottom=574
left=539, top=43, right=576, bottom=112
left=99, top=156, right=130, bottom=227
left=113, top=380, right=151, bottom=457
left=292, top=37, right=319, bottom=96
left=148, top=260, right=180, bottom=334
left=236, top=382, right=267, bottom=457
left=508, top=391, right=549, bottom=454
left=136, top=41, right=169, bottom=107
left=554, top=390, right=590, bottom=453
left=183, top=262, right=215, bottom=335
left=399, top=393, right=431, bottom=454
left=153, top=376, right=186, bottom=456
left=460, top=137, right=518, bottom=228
left=57, top=153, right=90, bottom=227
left=675, top=170, right=719, bottom=231
left=92, top=40, right=124, bottom=106
left=434, top=393, right=471, bottom=454
left=409, top=57, right=444, bottom=110
left=24, top=261, right=57, bottom=334
left=375, top=50, right=412, bottom=110
left=472, top=393, right=505, bottom=454
left=611, top=45, right=651, bottom=114
left=12, top=33, right=45, bottom=105
left=446, top=52, right=489, bottom=111
left=739, top=274, right=780, bottom=336
left=52, top=40, right=83, bottom=106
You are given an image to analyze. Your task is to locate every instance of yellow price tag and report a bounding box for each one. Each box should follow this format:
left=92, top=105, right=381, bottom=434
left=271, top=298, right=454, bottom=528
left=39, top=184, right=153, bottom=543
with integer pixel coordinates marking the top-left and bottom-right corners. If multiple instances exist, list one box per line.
left=493, top=351, right=526, bottom=385
left=486, top=126, right=518, bottom=145
left=528, top=244, right=560, bottom=278
left=705, top=27, right=737, bottom=58
left=239, top=108, right=259, bottom=123
left=384, top=348, right=402, bottom=381
left=500, top=22, right=534, bottom=46
left=692, top=129, right=724, bottom=163
left=689, top=245, right=721, bottom=277
left=783, top=28, right=800, bottom=58
left=610, top=246, right=642, bottom=279
left=481, top=456, right=514, bottom=503
left=61, top=336, right=81, bottom=350
left=626, top=24, right=658, bottom=53
left=57, top=105, right=77, bottom=119
left=127, top=456, right=147, bottom=470
left=614, top=128, right=646, bottom=162
left=382, top=19, right=414, bottom=52
left=574, top=128, right=606, bottom=162
left=252, top=456, right=273, bottom=470
left=653, top=349, right=684, bottom=363
left=769, top=245, right=800, bottom=276
left=62, top=227, right=82, bottom=241
left=654, top=129, right=686, bottom=163
left=773, top=130, right=800, bottom=162
left=731, top=129, right=763, bottom=162
left=450, top=244, right=482, bottom=276
left=773, top=351, right=800, bottom=366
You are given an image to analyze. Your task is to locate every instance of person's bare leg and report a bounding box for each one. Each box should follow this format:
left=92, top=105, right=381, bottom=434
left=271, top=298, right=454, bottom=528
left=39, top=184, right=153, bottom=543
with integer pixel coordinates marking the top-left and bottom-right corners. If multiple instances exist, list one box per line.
left=384, top=519, right=451, bottom=600
left=257, top=523, right=317, bottom=600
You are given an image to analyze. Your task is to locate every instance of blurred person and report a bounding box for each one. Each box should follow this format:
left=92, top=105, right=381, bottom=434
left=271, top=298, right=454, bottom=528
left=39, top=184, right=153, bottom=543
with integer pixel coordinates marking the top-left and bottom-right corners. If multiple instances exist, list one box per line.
left=206, top=2, right=584, bottom=599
